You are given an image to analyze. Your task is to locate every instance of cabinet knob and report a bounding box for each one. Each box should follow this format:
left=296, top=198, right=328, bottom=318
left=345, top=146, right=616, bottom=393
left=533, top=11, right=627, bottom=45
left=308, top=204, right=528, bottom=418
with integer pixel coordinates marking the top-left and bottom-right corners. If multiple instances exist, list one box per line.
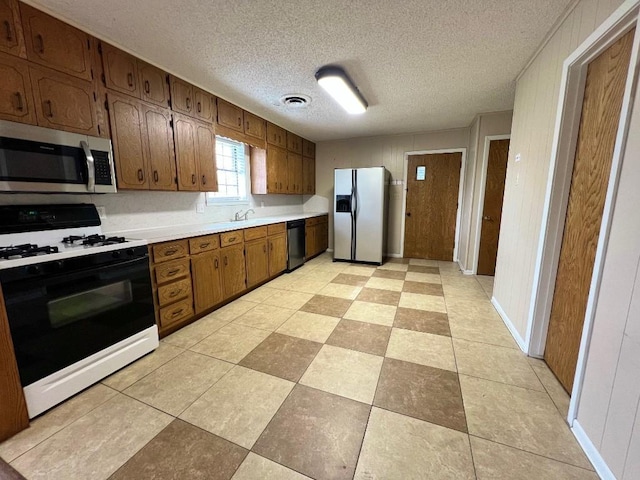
left=4, top=20, right=12, bottom=41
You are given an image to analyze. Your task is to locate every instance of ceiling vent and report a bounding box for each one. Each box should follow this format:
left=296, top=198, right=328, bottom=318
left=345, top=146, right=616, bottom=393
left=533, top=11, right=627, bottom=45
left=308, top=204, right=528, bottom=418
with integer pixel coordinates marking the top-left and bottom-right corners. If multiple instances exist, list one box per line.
left=280, top=94, right=311, bottom=108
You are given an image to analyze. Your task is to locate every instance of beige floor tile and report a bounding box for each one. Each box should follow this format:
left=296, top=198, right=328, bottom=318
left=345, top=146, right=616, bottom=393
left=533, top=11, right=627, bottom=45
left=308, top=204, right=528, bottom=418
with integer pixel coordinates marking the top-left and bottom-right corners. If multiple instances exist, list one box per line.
left=448, top=314, right=518, bottom=349
left=314, top=264, right=349, bottom=274
left=124, top=351, right=233, bottom=416
left=364, top=277, right=404, bottom=292
left=233, top=303, right=296, bottom=331
left=470, top=436, right=598, bottom=479
left=180, top=366, right=294, bottom=449
left=242, top=286, right=280, bottom=303
left=299, top=344, right=383, bottom=404
left=190, top=323, right=271, bottom=363
left=454, top=339, right=544, bottom=391
left=0, top=384, right=118, bottom=463
left=265, top=274, right=298, bottom=289
left=11, top=394, right=172, bottom=480
left=528, top=358, right=571, bottom=418
left=276, top=311, right=340, bottom=343
left=304, top=270, right=340, bottom=282
left=408, top=259, right=438, bottom=266
left=209, top=299, right=260, bottom=322
left=232, top=452, right=311, bottom=480
left=386, top=328, right=456, bottom=371
left=342, top=265, right=377, bottom=277
left=103, top=343, right=184, bottom=391
left=378, top=263, right=409, bottom=272
left=399, top=292, right=447, bottom=313
left=354, top=407, right=475, bottom=480
left=344, top=301, right=397, bottom=326
left=475, top=275, right=494, bottom=298
left=263, top=290, right=314, bottom=310
left=459, top=375, right=591, bottom=469
left=405, top=272, right=442, bottom=284
left=162, top=313, right=232, bottom=349
left=317, top=283, right=362, bottom=300
left=284, top=277, right=329, bottom=294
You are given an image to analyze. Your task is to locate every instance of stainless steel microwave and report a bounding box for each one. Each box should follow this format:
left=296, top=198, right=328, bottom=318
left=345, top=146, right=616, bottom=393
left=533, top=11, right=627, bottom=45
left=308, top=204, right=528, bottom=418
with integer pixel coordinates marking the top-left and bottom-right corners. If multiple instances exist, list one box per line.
left=0, top=120, right=117, bottom=194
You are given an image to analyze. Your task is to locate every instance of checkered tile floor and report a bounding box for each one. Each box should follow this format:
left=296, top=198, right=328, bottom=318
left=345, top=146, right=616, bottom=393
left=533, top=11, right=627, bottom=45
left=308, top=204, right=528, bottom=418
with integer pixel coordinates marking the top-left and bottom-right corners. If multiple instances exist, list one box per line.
left=0, top=254, right=596, bottom=479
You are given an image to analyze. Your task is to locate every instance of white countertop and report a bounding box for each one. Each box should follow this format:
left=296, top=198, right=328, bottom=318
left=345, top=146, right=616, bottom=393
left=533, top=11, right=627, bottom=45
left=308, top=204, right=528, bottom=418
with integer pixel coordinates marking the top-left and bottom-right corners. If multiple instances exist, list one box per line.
left=106, top=212, right=329, bottom=244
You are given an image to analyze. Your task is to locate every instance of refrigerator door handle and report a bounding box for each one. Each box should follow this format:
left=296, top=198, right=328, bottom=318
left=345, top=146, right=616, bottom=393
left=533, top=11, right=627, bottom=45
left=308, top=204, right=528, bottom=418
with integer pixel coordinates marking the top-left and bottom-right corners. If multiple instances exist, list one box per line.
left=352, top=169, right=358, bottom=260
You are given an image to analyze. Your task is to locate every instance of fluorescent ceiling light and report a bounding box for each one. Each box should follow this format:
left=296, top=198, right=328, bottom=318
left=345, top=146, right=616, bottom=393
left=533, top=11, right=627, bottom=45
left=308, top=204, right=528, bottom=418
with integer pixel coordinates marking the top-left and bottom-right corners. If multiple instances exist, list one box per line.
left=315, top=66, right=368, bottom=114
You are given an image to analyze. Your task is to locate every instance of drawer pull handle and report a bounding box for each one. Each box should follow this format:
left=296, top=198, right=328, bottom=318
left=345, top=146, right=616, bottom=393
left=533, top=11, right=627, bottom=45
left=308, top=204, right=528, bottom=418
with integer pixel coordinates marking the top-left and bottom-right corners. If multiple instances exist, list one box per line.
left=237, top=116, right=241, bottom=127
left=199, top=243, right=210, bottom=248
left=228, top=236, right=236, bottom=242
left=263, top=244, right=266, bottom=253
left=127, top=72, right=134, bottom=87
left=202, top=175, right=206, bottom=185
left=197, top=102, right=202, bottom=113
left=164, top=249, right=178, bottom=256
left=35, top=34, right=44, bottom=53
left=153, top=170, right=159, bottom=183
left=44, top=100, right=53, bottom=118
left=4, top=20, right=12, bottom=41
left=14, top=92, right=23, bottom=111
left=144, top=80, right=150, bottom=94
left=191, top=174, right=196, bottom=185
left=214, top=258, right=219, bottom=269
left=186, top=97, right=191, bottom=110
left=224, top=256, right=228, bottom=266
left=171, top=308, right=184, bottom=318
left=166, top=269, right=180, bottom=276
left=169, top=290, right=181, bottom=298
left=270, top=242, right=273, bottom=251
left=137, top=169, right=144, bottom=181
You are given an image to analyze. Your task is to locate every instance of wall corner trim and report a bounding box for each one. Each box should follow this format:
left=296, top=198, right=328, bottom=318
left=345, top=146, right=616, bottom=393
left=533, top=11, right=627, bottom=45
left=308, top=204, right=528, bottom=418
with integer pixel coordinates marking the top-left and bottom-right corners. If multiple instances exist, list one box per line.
left=571, top=420, right=615, bottom=480
left=491, top=297, right=527, bottom=352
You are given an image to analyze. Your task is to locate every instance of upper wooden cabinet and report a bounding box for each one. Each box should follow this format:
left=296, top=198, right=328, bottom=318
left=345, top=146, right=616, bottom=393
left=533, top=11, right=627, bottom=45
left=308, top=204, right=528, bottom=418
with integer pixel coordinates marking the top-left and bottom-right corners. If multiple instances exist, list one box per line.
left=173, top=113, right=217, bottom=192
left=0, top=51, right=35, bottom=124
left=303, top=138, right=315, bottom=158
left=195, top=121, right=217, bottom=191
left=302, top=156, right=316, bottom=195
left=217, top=98, right=242, bottom=131
left=287, top=152, right=303, bottom=194
left=194, top=87, right=214, bottom=122
left=267, top=122, right=286, bottom=148
left=101, top=43, right=139, bottom=97
left=0, top=0, right=25, bottom=58
left=29, top=64, right=99, bottom=136
left=143, top=103, right=177, bottom=190
left=170, top=75, right=193, bottom=116
left=287, top=131, right=302, bottom=154
left=244, top=111, right=265, bottom=140
left=20, top=4, right=94, bottom=81
left=139, top=61, right=169, bottom=107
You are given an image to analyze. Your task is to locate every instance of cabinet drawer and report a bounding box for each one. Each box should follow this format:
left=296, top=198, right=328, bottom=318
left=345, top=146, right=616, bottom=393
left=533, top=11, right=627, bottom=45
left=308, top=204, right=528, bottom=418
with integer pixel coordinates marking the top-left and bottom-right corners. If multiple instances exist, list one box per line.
left=220, top=230, right=243, bottom=247
left=152, top=240, right=188, bottom=263
left=159, top=298, right=193, bottom=328
left=306, top=216, right=320, bottom=226
left=244, top=226, right=267, bottom=241
left=157, top=277, right=192, bottom=307
left=154, top=258, right=190, bottom=284
left=267, top=222, right=286, bottom=235
left=189, top=234, right=219, bottom=254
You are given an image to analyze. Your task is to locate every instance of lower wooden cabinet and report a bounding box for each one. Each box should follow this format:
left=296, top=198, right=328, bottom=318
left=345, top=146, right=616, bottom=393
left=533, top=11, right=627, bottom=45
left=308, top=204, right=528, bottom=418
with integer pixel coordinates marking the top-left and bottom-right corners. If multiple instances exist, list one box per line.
left=306, top=215, right=329, bottom=259
left=245, top=239, right=269, bottom=288
left=268, top=233, right=287, bottom=276
left=191, top=250, right=224, bottom=314
left=220, top=243, right=246, bottom=298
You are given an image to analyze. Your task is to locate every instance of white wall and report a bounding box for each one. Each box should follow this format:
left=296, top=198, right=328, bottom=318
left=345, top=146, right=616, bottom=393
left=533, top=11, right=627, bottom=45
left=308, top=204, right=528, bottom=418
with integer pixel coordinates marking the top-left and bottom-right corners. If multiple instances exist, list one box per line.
left=314, top=128, right=470, bottom=256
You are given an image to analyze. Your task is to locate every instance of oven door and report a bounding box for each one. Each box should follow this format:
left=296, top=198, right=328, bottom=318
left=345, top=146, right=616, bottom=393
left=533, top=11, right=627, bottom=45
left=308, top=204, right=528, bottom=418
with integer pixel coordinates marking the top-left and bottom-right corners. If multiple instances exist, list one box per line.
left=2, top=256, right=155, bottom=387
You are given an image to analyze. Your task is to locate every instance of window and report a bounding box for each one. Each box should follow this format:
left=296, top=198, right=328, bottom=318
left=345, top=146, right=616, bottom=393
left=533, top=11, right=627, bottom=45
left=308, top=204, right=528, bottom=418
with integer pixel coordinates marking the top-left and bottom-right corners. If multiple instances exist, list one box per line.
left=206, top=137, right=248, bottom=204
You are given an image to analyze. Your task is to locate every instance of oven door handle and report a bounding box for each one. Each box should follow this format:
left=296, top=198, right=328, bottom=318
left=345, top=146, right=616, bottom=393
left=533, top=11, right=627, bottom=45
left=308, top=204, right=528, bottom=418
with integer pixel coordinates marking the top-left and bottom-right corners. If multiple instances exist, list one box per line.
left=81, top=141, right=95, bottom=192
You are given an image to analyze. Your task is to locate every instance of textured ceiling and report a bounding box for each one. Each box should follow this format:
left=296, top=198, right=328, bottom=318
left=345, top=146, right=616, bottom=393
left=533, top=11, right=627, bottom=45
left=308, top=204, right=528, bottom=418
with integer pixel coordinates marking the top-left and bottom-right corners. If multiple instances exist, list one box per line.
left=28, top=0, right=571, bottom=141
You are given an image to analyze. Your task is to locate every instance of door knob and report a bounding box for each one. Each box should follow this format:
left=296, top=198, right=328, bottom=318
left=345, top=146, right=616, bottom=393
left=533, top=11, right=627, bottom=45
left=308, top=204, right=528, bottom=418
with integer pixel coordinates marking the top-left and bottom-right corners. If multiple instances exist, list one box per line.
left=483, top=216, right=493, bottom=221
left=406, top=212, right=411, bottom=217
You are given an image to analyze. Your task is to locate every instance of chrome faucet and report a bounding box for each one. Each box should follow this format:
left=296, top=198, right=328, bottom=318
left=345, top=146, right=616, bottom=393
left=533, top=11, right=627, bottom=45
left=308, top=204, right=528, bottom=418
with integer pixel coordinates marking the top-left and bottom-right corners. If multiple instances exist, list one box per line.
left=234, top=209, right=255, bottom=221
left=234, top=209, right=244, bottom=221
left=242, top=209, right=255, bottom=220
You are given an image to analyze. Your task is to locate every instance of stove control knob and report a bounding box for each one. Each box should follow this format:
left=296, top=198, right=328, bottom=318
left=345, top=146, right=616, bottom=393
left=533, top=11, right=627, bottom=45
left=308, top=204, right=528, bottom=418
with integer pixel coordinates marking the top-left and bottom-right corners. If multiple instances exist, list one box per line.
left=112, top=251, right=121, bottom=259
left=26, top=265, right=41, bottom=275
left=54, top=260, right=64, bottom=270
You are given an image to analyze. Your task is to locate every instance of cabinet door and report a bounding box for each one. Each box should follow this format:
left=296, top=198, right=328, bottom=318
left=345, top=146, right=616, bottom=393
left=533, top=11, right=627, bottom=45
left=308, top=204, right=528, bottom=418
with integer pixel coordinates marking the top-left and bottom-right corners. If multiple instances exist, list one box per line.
left=0, top=52, right=35, bottom=124
left=107, top=93, right=148, bottom=189
left=173, top=114, right=199, bottom=191
left=287, top=131, right=302, bottom=154
left=287, top=152, right=302, bottom=194
left=305, top=224, right=316, bottom=258
left=101, top=43, right=139, bottom=97
left=244, top=111, right=265, bottom=139
left=193, top=88, right=213, bottom=122
left=268, top=233, right=287, bottom=277
left=0, top=0, right=25, bottom=58
left=191, top=251, right=224, bottom=314
left=217, top=98, right=243, bottom=131
left=317, top=221, right=328, bottom=253
left=195, top=122, right=217, bottom=191
left=30, top=65, right=99, bottom=136
left=266, top=145, right=286, bottom=193
left=245, top=239, right=269, bottom=288
left=303, top=138, right=315, bottom=158
left=170, top=76, right=193, bottom=116
left=302, top=156, right=315, bottom=195
left=143, top=103, right=176, bottom=191
left=221, top=244, right=246, bottom=298
left=138, top=61, right=169, bottom=107
left=21, top=4, right=93, bottom=81
left=266, top=122, right=286, bottom=147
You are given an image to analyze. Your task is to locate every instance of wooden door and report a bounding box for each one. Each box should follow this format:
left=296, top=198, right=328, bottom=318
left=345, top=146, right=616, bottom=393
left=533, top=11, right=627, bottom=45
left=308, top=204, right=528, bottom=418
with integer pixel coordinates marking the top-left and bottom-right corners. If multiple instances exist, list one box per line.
left=101, top=43, right=139, bottom=97
left=170, top=76, right=193, bottom=116
left=302, top=156, right=315, bottom=194
left=0, top=0, right=25, bottom=58
left=545, top=29, right=635, bottom=393
left=0, top=52, right=35, bottom=124
left=287, top=131, right=302, bottom=154
left=21, top=4, right=93, bottom=81
left=195, top=122, right=217, bottom=191
left=288, top=152, right=302, bottom=194
left=173, top=114, right=199, bottom=191
left=245, top=239, right=269, bottom=287
left=244, top=111, right=265, bottom=139
left=191, top=251, right=224, bottom=314
left=403, top=153, right=461, bottom=260
left=217, top=99, right=243, bottom=131
left=477, top=139, right=510, bottom=275
left=107, top=93, right=148, bottom=189
left=267, top=122, right=286, bottom=147
left=30, top=65, right=99, bottom=135
left=142, top=103, right=176, bottom=191
left=193, top=88, right=213, bottom=122
left=221, top=244, right=246, bottom=298
left=138, top=61, right=169, bottom=107
left=268, top=233, right=287, bottom=276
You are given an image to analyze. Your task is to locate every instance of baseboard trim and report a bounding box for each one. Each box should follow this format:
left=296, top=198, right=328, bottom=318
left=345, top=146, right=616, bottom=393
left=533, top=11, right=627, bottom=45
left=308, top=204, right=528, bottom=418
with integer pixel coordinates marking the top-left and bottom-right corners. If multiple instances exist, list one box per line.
left=386, top=253, right=402, bottom=258
left=491, top=297, right=528, bottom=353
left=572, top=420, right=614, bottom=479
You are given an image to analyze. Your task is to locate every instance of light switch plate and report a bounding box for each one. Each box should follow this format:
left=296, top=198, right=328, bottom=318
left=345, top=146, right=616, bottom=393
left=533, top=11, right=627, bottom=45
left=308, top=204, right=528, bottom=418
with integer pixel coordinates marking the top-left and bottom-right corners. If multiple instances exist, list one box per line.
left=96, top=206, right=107, bottom=219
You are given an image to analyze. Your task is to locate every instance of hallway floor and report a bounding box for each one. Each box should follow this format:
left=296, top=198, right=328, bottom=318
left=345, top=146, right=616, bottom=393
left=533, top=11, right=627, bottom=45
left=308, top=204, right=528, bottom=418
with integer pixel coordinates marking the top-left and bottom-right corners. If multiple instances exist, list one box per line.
left=0, top=254, right=596, bottom=479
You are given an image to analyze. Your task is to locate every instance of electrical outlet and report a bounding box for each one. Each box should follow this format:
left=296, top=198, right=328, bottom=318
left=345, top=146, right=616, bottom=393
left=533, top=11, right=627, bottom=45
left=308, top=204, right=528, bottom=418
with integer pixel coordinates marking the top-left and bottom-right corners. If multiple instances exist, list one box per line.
left=260, top=201, right=265, bottom=208
left=196, top=203, right=205, bottom=214
left=96, top=206, right=107, bottom=219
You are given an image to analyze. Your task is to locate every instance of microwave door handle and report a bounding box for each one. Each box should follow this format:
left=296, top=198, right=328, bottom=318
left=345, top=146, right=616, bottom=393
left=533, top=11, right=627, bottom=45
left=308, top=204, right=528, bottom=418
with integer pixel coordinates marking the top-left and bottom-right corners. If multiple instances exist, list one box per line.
left=80, top=141, right=95, bottom=192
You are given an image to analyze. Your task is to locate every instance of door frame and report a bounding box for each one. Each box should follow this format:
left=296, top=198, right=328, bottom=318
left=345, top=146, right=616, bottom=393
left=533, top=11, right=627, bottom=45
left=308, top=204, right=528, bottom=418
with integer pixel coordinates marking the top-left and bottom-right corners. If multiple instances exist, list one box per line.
left=473, top=134, right=511, bottom=274
left=400, top=148, right=467, bottom=261
left=526, top=0, right=640, bottom=425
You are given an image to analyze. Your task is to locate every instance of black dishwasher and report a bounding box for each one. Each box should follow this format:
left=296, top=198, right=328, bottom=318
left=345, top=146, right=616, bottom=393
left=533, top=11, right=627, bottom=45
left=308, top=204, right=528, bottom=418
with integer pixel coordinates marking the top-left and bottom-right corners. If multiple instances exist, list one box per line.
left=287, top=220, right=306, bottom=271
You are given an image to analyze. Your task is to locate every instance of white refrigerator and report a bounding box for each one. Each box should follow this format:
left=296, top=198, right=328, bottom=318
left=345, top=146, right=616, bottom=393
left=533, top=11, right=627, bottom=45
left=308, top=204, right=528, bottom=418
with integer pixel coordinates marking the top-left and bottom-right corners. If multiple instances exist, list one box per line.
left=334, top=166, right=389, bottom=264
